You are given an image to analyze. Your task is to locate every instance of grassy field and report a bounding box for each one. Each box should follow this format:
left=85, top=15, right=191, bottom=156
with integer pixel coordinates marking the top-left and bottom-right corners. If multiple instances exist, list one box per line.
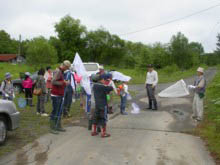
left=195, top=66, right=220, bottom=163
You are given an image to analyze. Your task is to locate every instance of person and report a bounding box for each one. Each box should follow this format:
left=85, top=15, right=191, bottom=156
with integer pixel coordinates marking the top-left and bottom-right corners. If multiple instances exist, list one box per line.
left=44, top=66, right=53, bottom=103
left=91, top=74, right=113, bottom=138
left=145, top=64, right=158, bottom=110
left=1, top=72, right=14, bottom=101
left=22, top=72, right=34, bottom=107
left=50, top=60, right=71, bottom=134
left=118, top=81, right=129, bottom=115
left=63, top=67, right=75, bottom=117
left=36, top=68, right=48, bottom=117
left=98, top=65, right=105, bottom=75
left=192, top=67, right=206, bottom=122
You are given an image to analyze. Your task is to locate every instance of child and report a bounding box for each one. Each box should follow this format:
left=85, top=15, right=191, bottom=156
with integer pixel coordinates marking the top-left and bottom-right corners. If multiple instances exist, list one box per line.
left=1, top=72, right=14, bottom=101
left=118, top=81, right=129, bottom=115
left=44, top=66, right=53, bottom=103
left=22, top=72, right=34, bottom=107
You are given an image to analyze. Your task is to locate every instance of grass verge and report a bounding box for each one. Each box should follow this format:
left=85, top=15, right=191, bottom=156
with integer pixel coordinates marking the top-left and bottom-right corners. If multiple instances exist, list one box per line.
left=0, top=94, right=84, bottom=157
left=195, top=66, right=220, bottom=163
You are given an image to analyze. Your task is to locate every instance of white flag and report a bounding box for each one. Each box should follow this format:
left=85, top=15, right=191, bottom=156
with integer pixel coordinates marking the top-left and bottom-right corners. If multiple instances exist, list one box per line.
left=73, top=53, right=91, bottom=95
left=111, top=71, right=131, bottom=82
left=158, top=79, right=189, bottom=98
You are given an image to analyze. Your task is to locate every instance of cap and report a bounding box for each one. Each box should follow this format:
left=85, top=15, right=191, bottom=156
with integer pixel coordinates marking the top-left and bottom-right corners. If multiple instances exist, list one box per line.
left=147, top=64, right=153, bottom=68
left=25, top=72, right=31, bottom=76
left=5, top=72, right=12, bottom=79
left=197, top=67, right=204, bottom=73
left=63, top=60, right=71, bottom=68
left=99, top=65, right=104, bottom=70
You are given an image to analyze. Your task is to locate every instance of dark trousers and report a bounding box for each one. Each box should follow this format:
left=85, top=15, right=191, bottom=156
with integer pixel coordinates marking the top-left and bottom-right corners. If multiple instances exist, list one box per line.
left=45, top=89, right=51, bottom=103
left=63, top=88, right=73, bottom=115
left=37, top=95, right=45, bottom=113
left=146, top=84, right=157, bottom=109
left=24, top=88, right=33, bottom=105
left=92, top=106, right=108, bottom=127
left=51, top=96, right=63, bottom=122
left=120, top=94, right=127, bottom=113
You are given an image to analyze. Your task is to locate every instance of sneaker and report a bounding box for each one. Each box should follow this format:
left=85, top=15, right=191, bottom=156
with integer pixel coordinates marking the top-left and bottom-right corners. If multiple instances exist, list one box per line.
left=50, top=129, right=59, bottom=134
left=41, top=113, right=49, bottom=117
left=56, top=127, right=66, bottom=132
left=121, top=112, right=128, bottom=115
left=36, top=112, right=41, bottom=115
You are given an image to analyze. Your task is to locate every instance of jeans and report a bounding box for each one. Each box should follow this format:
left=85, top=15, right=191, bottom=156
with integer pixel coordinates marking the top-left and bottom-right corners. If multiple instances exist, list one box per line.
left=120, top=94, right=127, bottom=113
left=37, top=95, right=45, bottom=113
left=146, top=84, right=157, bottom=109
left=85, top=94, right=91, bottom=113
left=51, top=96, right=63, bottom=121
left=63, top=87, right=73, bottom=115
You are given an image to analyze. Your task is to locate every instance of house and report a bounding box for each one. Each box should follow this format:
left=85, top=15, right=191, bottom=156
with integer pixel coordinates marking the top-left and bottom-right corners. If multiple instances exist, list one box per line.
left=0, top=54, right=25, bottom=63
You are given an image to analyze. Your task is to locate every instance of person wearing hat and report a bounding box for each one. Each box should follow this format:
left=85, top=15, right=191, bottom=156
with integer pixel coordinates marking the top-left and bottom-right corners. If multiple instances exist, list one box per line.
left=192, top=67, right=206, bottom=121
left=1, top=72, right=14, bottom=101
left=50, top=60, right=71, bottom=134
left=22, top=72, right=34, bottom=106
left=91, top=73, right=113, bottom=138
left=44, top=66, right=53, bottom=103
left=145, top=64, right=158, bottom=110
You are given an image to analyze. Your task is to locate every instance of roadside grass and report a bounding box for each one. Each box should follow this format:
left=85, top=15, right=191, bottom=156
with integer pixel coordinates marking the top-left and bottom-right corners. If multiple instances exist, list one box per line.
left=195, top=66, right=220, bottom=162
left=0, top=94, right=84, bottom=157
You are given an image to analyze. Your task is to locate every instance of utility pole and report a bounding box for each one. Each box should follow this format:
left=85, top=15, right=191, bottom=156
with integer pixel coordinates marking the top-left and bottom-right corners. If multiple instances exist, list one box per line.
left=18, top=34, right=21, bottom=56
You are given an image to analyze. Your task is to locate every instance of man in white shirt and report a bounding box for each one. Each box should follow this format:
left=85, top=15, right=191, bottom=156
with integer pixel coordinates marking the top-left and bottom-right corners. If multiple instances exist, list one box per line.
left=145, top=64, right=158, bottom=110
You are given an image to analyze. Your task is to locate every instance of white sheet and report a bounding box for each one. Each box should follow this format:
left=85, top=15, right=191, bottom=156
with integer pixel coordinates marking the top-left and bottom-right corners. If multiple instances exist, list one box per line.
left=111, top=71, right=131, bottom=82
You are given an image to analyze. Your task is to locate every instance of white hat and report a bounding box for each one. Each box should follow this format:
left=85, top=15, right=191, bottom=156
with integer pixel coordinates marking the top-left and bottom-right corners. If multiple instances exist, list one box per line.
left=197, top=67, right=204, bottom=73
left=99, top=65, right=104, bottom=70
left=63, top=60, right=71, bottom=68
left=25, top=72, right=31, bottom=76
left=5, top=72, right=12, bottom=79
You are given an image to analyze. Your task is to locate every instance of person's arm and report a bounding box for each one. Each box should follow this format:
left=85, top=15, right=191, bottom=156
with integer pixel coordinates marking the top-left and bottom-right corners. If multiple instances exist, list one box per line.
left=41, top=77, right=47, bottom=94
left=197, top=78, right=205, bottom=88
left=0, top=81, right=5, bottom=95
left=44, top=72, right=48, bottom=82
left=153, top=71, right=158, bottom=87
left=110, top=81, right=117, bottom=94
left=145, top=73, right=148, bottom=84
left=105, top=85, right=113, bottom=93
left=124, top=84, right=129, bottom=94
left=52, top=70, right=65, bottom=86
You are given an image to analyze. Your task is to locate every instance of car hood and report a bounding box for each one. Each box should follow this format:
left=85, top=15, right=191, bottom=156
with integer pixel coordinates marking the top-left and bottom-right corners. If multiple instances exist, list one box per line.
left=0, top=99, right=17, bottom=114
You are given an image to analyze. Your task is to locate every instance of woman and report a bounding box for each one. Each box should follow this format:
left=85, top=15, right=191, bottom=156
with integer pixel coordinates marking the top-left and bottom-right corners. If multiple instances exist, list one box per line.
left=22, top=72, right=34, bottom=106
left=44, top=66, right=53, bottom=103
left=1, top=72, right=14, bottom=101
left=36, top=68, right=48, bottom=116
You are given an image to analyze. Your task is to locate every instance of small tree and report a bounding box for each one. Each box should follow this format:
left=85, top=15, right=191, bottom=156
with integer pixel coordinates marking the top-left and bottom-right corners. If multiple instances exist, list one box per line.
left=26, top=37, right=58, bottom=68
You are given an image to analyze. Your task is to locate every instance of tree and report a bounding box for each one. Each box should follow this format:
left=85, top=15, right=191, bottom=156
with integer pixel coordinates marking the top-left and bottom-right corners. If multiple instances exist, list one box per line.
left=0, top=30, right=19, bottom=54
left=26, top=37, right=58, bottom=67
left=54, top=15, right=87, bottom=62
left=169, top=32, right=193, bottom=69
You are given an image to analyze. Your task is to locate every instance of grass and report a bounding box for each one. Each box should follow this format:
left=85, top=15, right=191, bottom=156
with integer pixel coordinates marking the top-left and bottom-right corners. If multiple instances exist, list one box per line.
left=105, top=65, right=208, bottom=84
left=195, top=66, right=220, bottom=163
left=0, top=94, right=84, bottom=157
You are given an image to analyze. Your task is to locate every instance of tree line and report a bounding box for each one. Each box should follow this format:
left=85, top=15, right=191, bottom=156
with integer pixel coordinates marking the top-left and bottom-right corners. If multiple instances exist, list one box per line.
left=0, top=15, right=220, bottom=69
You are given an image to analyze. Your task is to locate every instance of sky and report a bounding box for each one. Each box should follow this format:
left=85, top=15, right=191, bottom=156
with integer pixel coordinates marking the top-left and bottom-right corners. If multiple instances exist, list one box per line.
left=1, top=0, right=220, bottom=53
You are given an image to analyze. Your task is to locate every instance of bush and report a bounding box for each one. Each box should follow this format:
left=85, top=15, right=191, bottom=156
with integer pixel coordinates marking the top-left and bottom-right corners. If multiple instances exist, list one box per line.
left=161, top=64, right=179, bottom=74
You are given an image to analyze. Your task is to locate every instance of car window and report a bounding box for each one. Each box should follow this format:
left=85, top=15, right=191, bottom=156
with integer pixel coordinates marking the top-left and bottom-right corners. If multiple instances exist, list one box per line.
left=84, top=64, right=98, bottom=71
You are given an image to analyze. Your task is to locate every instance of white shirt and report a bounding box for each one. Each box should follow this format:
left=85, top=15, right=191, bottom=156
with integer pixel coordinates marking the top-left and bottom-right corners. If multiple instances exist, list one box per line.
left=145, top=70, right=158, bottom=86
left=123, top=84, right=129, bottom=94
left=109, top=80, right=117, bottom=94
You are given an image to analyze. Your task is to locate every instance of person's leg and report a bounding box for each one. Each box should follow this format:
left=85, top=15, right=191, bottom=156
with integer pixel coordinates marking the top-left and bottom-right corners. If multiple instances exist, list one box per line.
left=63, top=90, right=69, bottom=117
left=196, top=94, right=204, bottom=121
left=146, top=85, right=152, bottom=109
left=66, top=90, right=73, bottom=115
left=101, top=106, right=110, bottom=138
left=151, top=87, right=157, bottom=110
left=50, top=96, right=59, bottom=134
left=56, top=96, right=66, bottom=132
left=28, top=88, right=34, bottom=107
left=24, top=89, right=29, bottom=106
left=121, top=95, right=127, bottom=115
left=192, top=94, right=197, bottom=118
left=40, top=95, right=46, bottom=114
left=37, top=96, right=40, bottom=113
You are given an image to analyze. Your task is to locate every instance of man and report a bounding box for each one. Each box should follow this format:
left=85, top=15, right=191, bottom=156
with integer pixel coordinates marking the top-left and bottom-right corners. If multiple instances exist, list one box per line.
left=63, top=68, right=75, bottom=118
left=50, top=60, right=71, bottom=134
left=145, top=64, right=158, bottom=110
left=1, top=72, right=14, bottom=101
left=98, top=65, right=105, bottom=75
left=192, top=67, right=206, bottom=122
left=91, top=74, right=113, bottom=138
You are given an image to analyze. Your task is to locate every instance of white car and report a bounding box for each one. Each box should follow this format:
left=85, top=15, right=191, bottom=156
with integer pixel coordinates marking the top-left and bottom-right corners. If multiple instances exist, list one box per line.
left=71, top=62, right=100, bottom=76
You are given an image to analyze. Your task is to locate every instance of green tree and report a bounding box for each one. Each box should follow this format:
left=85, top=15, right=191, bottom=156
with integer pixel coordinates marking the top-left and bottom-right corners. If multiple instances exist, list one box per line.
left=0, top=30, right=19, bottom=54
left=54, top=15, right=87, bottom=62
left=26, top=37, right=58, bottom=67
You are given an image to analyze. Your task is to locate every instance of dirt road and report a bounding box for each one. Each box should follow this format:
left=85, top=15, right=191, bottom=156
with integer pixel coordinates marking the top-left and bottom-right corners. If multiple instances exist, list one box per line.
left=0, top=68, right=217, bottom=165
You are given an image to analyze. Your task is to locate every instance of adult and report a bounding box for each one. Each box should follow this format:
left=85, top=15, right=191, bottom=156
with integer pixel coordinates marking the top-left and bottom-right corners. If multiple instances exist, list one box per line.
left=36, top=68, right=48, bottom=116
left=145, top=64, right=158, bottom=110
left=91, top=74, right=113, bottom=138
left=44, top=66, right=53, bottom=103
left=98, top=65, right=105, bottom=75
left=50, top=60, right=71, bottom=134
left=192, top=67, right=206, bottom=121
left=63, top=67, right=75, bottom=118
left=22, top=72, right=34, bottom=107
left=1, top=72, right=14, bottom=101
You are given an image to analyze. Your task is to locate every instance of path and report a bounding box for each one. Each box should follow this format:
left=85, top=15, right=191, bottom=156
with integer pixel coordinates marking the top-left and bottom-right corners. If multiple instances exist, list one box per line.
left=0, top=68, right=217, bottom=165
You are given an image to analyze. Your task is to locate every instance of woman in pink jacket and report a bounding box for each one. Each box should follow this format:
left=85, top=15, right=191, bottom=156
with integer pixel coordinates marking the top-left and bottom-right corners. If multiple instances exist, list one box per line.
left=22, top=72, right=34, bottom=107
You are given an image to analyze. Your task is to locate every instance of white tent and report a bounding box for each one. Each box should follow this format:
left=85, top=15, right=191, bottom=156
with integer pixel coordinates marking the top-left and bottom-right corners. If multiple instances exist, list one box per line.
left=73, top=53, right=91, bottom=95
left=111, top=71, right=131, bottom=82
left=158, top=79, right=189, bottom=98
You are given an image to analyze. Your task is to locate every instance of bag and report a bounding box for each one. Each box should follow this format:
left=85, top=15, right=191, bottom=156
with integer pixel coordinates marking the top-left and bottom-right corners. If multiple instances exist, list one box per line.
left=199, top=93, right=205, bottom=99
left=33, top=88, right=42, bottom=96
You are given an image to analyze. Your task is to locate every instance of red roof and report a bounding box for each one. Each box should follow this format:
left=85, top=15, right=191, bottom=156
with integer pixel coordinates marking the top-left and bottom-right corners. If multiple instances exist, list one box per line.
left=0, top=54, right=17, bottom=61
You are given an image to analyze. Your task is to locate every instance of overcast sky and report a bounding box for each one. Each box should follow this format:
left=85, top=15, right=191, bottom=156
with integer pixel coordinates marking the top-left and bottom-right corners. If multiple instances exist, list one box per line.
left=1, top=0, right=220, bottom=53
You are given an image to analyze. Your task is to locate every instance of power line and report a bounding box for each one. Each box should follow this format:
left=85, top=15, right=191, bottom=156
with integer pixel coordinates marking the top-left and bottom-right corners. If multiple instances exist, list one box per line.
left=119, top=3, right=220, bottom=36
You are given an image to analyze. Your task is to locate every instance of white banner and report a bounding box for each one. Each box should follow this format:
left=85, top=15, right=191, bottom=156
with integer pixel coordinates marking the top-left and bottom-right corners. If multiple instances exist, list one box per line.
left=73, top=53, right=91, bottom=95
left=111, top=71, right=131, bottom=82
